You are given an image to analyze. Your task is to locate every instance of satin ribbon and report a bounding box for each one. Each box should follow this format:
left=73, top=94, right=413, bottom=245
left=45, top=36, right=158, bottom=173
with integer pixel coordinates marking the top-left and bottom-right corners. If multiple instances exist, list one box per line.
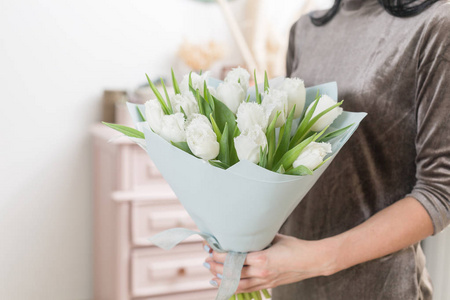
left=149, top=228, right=247, bottom=300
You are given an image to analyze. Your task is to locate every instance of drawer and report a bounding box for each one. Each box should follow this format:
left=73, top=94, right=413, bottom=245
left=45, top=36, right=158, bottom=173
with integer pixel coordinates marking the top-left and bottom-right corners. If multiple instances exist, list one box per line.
left=132, top=202, right=200, bottom=246
left=131, top=244, right=214, bottom=297
left=131, top=147, right=163, bottom=190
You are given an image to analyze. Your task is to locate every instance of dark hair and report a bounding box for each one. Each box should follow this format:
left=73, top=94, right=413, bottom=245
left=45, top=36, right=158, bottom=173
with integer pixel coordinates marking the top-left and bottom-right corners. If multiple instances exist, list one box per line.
left=310, top=0, right=441, bottom=26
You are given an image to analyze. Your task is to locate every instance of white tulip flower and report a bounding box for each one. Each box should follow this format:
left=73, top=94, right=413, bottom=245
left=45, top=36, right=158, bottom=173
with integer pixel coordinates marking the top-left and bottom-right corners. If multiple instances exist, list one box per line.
left=306, top=95, right=343, bottom=132
left=216, top=81, right=246, bottom=114
left=159, top=113, right=186, bottom=143
left=236, top=102, right=268, bottom=133
left=234, top=126, right=268, bottom=164
left=186, top=114, right=220, bottom=161
left=280, top=77, right=306, bottom=119
left=179, top=71, right=210, bottom=96
left=225, top=67, right=250, bottom=94
left=145, top=99, right=164, bottom=134
left=262, top=89, right=289, bottom=128
left=293, top=142, right=332, bottom=170
left=208, top=87, right=217, bottom=99
left=171, top=93, right=199, bottom=117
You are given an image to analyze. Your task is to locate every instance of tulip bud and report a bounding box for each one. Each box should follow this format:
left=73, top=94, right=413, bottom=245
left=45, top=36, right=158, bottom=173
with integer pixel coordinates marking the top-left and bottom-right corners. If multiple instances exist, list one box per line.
left=293, top=142, right=332, bottom=170
left=145, top=99, right=164, bottom=134
left=159, top=113, right=186, bottom=143
left=280, top=78, right=306, bottom=119
left=171, top=93, right=199, bottom=117
left=306, top=95, right=343, bottom=132
left=216, top=82, right=246, bottom=114
left=225, top=67, right=250, bottom=94
left=261, top=89, right=288, bottom=128
left=186, top=114, right=220, bottom=161
left=234, top=126, right=268, bottom=164
left=179, top=71, right=210, bottom=96
left=236, top=102, right=268, bottom=133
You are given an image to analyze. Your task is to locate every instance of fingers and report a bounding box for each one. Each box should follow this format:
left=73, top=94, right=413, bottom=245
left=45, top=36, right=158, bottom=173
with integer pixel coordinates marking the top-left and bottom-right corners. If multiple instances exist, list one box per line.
left=202, top=242, right=213, bottom=255
left=210, top=250, right=227, bottom=263
left=207, top=249, right=268, bottom=267
left=244, top=251, right=267, bottom=267
left=205, top=258, right=269, bottom=281
left=209, top=277, right=272, bottom=294
left=204, top=258, right=224, bottom=277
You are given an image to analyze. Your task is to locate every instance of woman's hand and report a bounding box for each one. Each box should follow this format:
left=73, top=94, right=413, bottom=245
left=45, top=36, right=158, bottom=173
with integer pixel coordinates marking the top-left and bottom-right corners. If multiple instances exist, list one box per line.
left=202, top=234, right=339, bottom=293
left=201, top=197, right=434, bottom=293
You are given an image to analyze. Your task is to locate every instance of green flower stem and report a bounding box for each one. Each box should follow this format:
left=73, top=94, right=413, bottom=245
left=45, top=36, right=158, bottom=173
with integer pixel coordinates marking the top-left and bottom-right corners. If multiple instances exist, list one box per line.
left=262, top=289, right=271, bottom=298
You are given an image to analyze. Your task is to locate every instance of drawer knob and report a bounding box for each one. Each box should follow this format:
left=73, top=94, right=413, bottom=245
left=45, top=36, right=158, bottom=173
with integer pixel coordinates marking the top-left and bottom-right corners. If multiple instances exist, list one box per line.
left=177, top=267, right=186, bottom=276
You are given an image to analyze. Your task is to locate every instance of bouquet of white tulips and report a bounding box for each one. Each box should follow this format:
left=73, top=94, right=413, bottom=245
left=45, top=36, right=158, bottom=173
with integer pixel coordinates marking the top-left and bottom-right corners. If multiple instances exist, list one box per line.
left=103, top=67, right=366, bottom=300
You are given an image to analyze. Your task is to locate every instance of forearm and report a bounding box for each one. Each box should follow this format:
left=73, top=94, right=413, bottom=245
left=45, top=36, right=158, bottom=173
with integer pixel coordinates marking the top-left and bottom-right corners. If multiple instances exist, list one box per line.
left=325, top=197, right=434, bottom=275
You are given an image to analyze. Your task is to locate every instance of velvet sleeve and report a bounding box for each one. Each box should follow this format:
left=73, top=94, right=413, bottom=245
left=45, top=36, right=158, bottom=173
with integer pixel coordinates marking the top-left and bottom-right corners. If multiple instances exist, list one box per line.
left=407, top=12, right=450, bottom=234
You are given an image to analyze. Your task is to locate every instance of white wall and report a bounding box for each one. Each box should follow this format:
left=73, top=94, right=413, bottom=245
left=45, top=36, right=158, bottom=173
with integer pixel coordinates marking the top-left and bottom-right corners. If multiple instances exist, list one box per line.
left=0, top=0, right=310, bottom=299
left=424, top=229, right=450, bottom=300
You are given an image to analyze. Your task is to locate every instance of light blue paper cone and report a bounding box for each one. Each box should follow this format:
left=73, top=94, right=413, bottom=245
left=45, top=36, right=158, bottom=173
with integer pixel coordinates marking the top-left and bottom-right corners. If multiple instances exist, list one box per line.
left=127, top=82, right=367, bottom=252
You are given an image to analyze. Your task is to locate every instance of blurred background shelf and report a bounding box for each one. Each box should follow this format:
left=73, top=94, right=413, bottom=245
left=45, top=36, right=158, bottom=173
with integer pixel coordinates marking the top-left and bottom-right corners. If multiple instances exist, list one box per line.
left=92, top=125, right=213, bottom=300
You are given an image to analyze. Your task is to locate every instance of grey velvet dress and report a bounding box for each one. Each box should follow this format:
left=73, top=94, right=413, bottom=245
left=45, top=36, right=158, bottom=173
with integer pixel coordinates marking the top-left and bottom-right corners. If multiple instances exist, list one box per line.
left=273, top=0, right=450, bottom=299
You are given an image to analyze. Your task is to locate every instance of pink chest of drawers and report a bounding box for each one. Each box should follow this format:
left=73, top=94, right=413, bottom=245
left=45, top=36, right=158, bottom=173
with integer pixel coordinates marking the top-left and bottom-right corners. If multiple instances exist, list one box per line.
left=92, top=125, right=216, bottom=300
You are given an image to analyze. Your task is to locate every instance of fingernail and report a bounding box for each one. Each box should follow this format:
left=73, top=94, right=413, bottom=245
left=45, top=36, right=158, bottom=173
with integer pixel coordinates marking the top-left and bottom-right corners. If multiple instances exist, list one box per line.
left=217, top=273, right=223, bottom=279
left=210, top=280, right=218, bottom=287
left=203, top=245, right=211, bottom=253
left=203, top=262, right=210, bottom=269
left=209, top=252, right=213, bottom=257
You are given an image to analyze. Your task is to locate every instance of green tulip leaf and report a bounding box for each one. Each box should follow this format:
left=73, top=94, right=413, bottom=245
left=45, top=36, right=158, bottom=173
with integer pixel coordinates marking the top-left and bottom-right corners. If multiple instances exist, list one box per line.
left=136, top=106, right=146, bottom=122
left=254, top=69, right=262, bottom=104
left=171, top=68, right=180, bottom=94
left=212, top=95, right=236, bottom=142
left=210, top=114, right=222, bottom=142
left=290, top=91, right=320, bottom=148
left=160, top=78, right=173, bottom=114
left=218, top=122, right=230, bottom=165
left=208, top=160, right=230, bottom=170
left=273, top=133, right=316, bottom=171
left=286, top=165, right=313, bottom=176
left=102, top=122, right=145, bottom=139
left=146, top=74, right=169, bottom=115
left=273, top=104, right=296, bottom=166
left=170, top=141, right=193, bottom=155
left=264, top=71, right=269, bottom=93
left=317, top=123, right=354, bottom=142
left=266, top=111, right=280, bottom=170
